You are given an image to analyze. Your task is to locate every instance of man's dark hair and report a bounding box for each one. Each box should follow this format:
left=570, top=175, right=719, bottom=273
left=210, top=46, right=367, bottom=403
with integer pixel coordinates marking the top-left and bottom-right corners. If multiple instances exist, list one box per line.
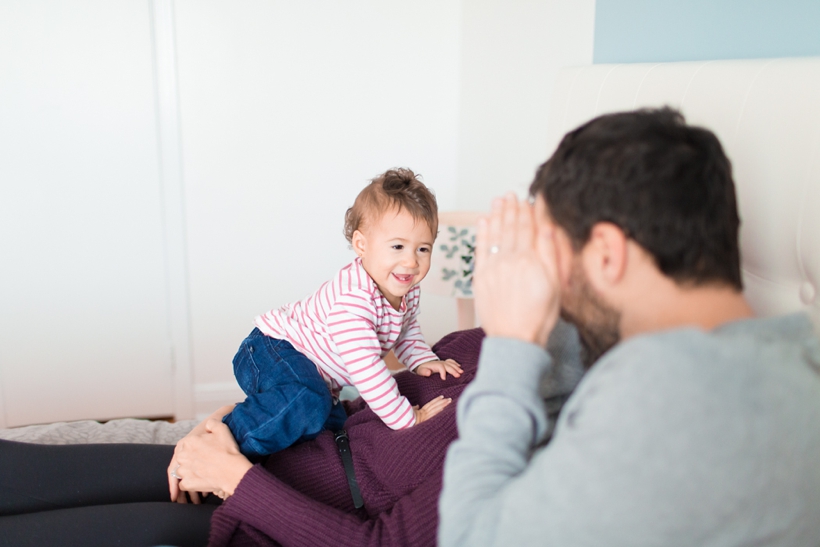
left=530, top=107, right=742, bottom=290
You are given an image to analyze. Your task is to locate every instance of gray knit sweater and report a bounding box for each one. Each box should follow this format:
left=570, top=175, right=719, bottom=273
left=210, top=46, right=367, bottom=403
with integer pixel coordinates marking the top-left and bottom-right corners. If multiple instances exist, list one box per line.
left=440, top=313, right=820, bottom=546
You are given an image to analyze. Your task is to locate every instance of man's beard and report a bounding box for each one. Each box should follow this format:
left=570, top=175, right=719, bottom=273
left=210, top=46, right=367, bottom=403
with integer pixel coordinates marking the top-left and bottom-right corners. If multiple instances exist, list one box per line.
left=560, top=261, right=621, bottom=369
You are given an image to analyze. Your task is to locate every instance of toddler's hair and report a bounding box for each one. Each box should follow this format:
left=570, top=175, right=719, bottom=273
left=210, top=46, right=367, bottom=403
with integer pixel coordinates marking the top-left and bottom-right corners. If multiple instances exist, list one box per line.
left=343, top=168, right=438, bottom=243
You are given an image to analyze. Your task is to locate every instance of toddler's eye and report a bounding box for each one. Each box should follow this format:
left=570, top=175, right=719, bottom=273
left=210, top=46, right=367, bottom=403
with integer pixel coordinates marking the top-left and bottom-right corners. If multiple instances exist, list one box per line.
left=419, top=247, right=431, bottom=253
left=392, top=244, right=404, bottom=250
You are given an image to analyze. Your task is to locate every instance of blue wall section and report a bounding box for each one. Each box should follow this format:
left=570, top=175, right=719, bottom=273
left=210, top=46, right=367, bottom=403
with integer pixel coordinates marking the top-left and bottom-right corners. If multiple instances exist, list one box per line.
left=594, top=0, right=820, bottom=63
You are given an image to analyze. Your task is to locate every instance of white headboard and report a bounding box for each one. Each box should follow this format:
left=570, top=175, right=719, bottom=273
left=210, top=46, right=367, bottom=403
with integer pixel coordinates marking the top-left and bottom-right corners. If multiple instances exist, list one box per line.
left=545, top=58, right=820, bottom=322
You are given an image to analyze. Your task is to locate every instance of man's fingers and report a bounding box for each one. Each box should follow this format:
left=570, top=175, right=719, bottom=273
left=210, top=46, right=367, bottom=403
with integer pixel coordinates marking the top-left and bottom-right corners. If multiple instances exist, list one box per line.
left=516, top=201, right=535, bottom=250
left=489, top=196, right=505, bottom=247
left=475, top=215, right=490, bottom=267
left=499, top=193, right=519, bottom=253
left=487, top=197, right=505, bottom=254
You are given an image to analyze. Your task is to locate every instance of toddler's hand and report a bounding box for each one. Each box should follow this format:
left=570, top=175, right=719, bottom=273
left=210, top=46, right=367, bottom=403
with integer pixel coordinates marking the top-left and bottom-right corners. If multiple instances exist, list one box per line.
left=412, top=395, right=452, bottom=425
left=414, top=359, right=463, bottom=380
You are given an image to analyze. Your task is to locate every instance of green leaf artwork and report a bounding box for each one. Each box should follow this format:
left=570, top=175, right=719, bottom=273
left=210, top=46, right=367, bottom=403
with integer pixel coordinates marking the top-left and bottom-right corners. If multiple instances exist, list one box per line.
left=438, top=231, right=476, bottom=297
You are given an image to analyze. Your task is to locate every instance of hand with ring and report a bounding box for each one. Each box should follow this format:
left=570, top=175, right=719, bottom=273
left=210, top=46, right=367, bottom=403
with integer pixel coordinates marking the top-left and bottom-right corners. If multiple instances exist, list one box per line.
left=168, top=460, right=205, bottom=505
left=169, top=414, right=253, bottom=505
left=168, top=404, right=239, bottom=504
left=473, top=192, right=561, bottom=347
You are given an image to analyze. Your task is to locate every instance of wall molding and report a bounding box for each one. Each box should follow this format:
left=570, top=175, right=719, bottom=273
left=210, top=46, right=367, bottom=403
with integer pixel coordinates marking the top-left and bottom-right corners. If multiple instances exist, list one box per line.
left=150, top=0, right=195, bottom=420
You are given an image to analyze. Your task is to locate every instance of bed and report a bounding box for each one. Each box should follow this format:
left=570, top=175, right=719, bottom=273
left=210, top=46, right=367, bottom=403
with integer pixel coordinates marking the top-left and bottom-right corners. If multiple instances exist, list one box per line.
left=2, top=56, right=818, bottom=445
left=0, top=416, right=197, bottom=445
left=543, top=57, right=820, bottom=323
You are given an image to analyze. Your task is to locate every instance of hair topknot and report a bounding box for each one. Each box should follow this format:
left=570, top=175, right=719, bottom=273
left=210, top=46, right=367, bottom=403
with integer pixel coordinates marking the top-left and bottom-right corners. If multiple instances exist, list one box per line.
left=343, top=168, right=439, bottom=243
left=383, top=170, right=414, bottom=193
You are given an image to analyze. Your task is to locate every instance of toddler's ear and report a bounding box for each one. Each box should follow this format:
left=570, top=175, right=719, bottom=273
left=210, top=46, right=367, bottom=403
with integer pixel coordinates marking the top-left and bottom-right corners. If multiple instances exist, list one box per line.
left=352, top=229, right=367, bottom=257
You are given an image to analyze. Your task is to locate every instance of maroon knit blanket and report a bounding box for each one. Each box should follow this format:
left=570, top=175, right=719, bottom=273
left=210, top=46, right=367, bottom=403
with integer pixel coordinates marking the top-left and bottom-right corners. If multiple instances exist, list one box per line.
left=209, top=328, right=485, bottom=547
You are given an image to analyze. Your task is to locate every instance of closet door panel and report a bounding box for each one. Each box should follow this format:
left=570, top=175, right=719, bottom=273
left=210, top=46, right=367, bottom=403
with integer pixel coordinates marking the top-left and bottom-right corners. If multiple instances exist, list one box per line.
left=0, top=1, right=173, bottom=426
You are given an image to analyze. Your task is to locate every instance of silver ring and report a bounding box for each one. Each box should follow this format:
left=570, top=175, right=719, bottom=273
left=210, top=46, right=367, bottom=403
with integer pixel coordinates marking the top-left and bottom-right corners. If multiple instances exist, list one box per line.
left=171, top=464, right=182, bottom=480
left=489, top=245, right=500, bottom=254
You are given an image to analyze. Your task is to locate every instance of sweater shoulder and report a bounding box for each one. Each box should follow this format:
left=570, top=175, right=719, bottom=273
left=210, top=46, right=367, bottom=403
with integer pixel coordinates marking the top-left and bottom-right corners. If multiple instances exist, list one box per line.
left=559, top=319, right=820, bottom=440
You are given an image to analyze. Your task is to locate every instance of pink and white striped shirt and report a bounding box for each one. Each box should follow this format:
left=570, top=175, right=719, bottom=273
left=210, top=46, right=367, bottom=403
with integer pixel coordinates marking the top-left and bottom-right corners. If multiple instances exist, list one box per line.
left=254, top=258, right=439, bottom=430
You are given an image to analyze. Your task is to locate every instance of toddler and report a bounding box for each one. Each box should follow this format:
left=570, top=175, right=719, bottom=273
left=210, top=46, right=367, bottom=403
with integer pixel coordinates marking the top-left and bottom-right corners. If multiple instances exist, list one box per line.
left=224, top=168, right=463, bottom=457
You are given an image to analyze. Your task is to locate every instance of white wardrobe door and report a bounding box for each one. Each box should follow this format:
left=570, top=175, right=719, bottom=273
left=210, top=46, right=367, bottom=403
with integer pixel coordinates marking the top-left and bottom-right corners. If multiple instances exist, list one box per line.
left=0, top=1, right=173, bottom=426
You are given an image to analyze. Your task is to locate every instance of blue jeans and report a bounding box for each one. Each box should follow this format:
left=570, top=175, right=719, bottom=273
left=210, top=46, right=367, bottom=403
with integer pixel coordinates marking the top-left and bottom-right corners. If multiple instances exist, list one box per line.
left=222, top=328, right=346, bottom=458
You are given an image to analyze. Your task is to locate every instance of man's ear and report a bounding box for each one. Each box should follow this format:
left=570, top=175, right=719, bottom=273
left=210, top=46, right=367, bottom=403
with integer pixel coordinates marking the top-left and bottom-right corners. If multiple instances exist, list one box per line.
left=351, top=230, right=366, bottom=258
left=582, top=222, right=628, bottom=289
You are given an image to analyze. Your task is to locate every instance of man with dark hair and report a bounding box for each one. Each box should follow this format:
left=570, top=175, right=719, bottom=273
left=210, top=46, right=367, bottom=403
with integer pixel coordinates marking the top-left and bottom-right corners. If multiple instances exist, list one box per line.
left=439, top=108, right=820, bottom=546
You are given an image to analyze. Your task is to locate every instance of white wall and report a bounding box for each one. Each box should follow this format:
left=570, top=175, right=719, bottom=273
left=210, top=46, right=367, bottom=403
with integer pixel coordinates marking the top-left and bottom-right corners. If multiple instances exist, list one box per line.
left=171, top=0, right=463, bottom=414
left=0, top=0, right=174, bottom=426
left=456, top=0, right=596, bottom=209
left=176, top=0, right=598, bottom=415
left=417, top=1, right=597, bottom=350
left=0, top=0, right=597, bottom=423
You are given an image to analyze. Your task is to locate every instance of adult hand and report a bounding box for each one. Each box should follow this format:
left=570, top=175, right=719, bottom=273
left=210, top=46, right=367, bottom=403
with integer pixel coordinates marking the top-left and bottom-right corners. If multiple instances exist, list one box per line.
left=473, top=193, right=561, bottom=348
left=413, top=395, right=452, bottom=425
left=174, top=418, right=253, bottom=504
left=168, top=404, right=239, bottom=503
left=172, top=418, right=254, bottom=501
left=414, top=359, right=463, bottom=380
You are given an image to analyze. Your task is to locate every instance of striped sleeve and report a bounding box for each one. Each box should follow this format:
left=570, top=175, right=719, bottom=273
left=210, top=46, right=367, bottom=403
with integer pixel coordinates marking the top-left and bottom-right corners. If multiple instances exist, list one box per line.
left=326, top=291, right=416, bottom=430
left=394, top=293, right=439, bottom=370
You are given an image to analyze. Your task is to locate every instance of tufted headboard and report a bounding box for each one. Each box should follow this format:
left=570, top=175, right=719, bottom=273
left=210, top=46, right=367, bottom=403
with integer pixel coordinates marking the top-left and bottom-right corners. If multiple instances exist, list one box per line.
left=544, top=58, right=820, bottom=323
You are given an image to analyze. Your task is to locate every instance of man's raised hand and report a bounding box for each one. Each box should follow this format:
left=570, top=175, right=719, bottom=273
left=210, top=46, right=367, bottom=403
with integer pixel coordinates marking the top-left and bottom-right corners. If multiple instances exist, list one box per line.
left=473, top=193, right=561, bottom=348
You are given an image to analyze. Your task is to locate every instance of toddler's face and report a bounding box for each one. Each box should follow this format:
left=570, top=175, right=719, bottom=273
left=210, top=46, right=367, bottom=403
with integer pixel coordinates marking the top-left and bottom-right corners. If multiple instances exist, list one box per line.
left=353, top=207, right=434, bottom=310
